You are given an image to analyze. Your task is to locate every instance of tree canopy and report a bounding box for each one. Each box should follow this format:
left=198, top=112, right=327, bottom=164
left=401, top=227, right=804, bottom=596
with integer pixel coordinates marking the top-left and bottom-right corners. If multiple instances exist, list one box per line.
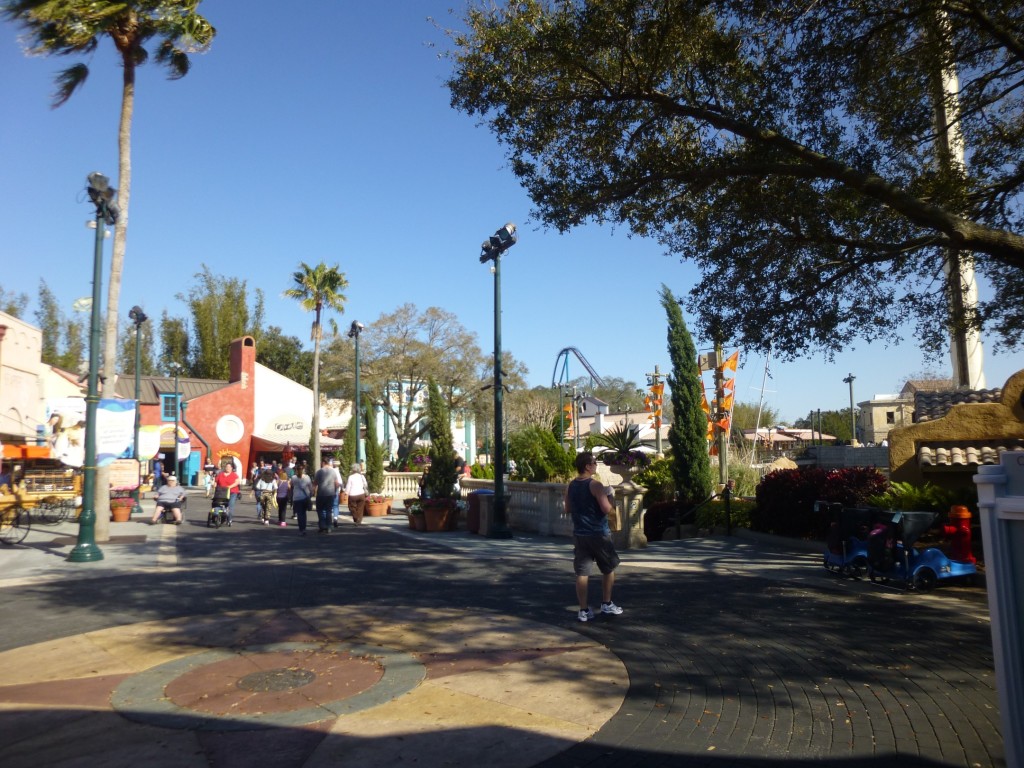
left=446, top=0, right=1024, bottom=359
left=322, top=303, right=522, bottom=462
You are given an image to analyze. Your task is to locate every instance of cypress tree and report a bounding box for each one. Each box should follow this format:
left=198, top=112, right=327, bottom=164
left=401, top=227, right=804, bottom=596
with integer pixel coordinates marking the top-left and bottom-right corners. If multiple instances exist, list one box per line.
left=424, top=379, right=458, bottom=500
left=364, top=395, right=385, bottom=494
left=660, top=285, right=713, bottom=505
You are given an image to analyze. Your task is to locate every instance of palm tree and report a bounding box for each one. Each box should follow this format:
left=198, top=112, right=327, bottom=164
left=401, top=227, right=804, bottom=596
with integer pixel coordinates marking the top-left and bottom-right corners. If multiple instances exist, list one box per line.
left=3, top=0, right=215, bottom=540
left=283, top=262, right=348, bottom=463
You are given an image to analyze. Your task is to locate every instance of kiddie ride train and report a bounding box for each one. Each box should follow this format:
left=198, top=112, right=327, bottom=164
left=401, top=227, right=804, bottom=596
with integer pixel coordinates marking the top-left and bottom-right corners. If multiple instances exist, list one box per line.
left=1, top=444, right=82, bottom=546
left=816, top=501, right=977, bottom=591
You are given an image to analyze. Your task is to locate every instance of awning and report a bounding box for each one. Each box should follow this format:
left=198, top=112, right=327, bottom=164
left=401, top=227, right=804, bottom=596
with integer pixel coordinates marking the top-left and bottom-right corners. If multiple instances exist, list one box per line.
left=250, top=433, right=344, bottom=453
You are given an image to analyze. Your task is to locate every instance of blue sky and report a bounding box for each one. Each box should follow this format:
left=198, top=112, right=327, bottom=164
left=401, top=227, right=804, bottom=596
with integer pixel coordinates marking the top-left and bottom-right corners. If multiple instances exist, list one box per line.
left=1, top=1, right=1020, bottom=423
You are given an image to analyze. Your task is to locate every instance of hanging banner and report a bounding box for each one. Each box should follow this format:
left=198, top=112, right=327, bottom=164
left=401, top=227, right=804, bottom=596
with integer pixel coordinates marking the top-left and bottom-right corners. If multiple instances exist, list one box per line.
left=97, top=399, right=136, bottom=467
left=138, top=425, right=163, bottom=461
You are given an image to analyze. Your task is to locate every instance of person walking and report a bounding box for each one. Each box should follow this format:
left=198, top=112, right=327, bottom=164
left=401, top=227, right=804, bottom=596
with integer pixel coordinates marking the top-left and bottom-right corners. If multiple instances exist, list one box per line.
left=215, top=460, right=240, bottom=526
left=330, top=458, right=344, bottom=527
left=290, top=464, right=313, bottom=535
left=275, top=470, right=291, bottom=526
left=312, top=458, right=339, bottom=534
left=344, top=462, right=369, bottom=525
left=254, top=469, right=278, bottom=525
left=564, top=451, right=623, bottom=622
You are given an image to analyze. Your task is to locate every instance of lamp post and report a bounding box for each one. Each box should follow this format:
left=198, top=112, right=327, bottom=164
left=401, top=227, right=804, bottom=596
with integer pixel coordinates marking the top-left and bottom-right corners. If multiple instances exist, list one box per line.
left=843, top=373, right=857, bottom=446
left=68, top=172, right=120, bottom=563
left=129, top=306, right=148, bottom=515
left=480, top=223, right=517, bottom=539
left=348, top=321, right=365, bottom=463
left=169, top=362, right=183, bottom=480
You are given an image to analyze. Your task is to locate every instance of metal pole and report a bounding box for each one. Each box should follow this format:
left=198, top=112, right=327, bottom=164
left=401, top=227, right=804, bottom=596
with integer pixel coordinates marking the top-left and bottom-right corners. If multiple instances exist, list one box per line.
left=490, top=250, right=511, bottom=538
left=173, top=365, right=181, bottom=479
left=130, top=313, right=144, bottom=515
left=68, top=197, right=107, bottom=562
left=354, top=331, right=362, bottom=463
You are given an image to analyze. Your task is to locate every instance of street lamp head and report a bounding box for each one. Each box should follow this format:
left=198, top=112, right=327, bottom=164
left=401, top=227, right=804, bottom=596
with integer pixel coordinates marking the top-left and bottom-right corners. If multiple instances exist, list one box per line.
left=128, top=305, right=148, bottom=326
left=86, top=172, right=120, bottom=225
left=348, top=320, right=364, bottom=338
left=479, top=222, right=517, bottom=262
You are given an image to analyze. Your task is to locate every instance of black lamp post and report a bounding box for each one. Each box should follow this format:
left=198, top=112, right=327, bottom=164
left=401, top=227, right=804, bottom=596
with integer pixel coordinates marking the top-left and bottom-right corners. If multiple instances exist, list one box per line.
left=129, top=306, right=147, bottom=515
left=480, top=223, right=517, bottom=539
left=68, top=172, right=119, bottom=563
left=348, top=321, right=365, bottom=464
left=169, top=362, right=183, bottom=480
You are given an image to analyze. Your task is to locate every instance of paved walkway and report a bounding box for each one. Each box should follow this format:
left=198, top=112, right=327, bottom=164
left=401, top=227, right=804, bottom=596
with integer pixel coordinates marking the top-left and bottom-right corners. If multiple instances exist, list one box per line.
left=0, top=492, right=1003, bottom=767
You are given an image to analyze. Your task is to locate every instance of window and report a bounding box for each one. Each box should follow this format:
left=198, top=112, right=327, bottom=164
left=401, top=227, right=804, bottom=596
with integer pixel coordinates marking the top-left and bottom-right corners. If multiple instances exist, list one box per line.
left=886, top=411, right=895, bottom=424
left=161, top=394, right=179, bottom=422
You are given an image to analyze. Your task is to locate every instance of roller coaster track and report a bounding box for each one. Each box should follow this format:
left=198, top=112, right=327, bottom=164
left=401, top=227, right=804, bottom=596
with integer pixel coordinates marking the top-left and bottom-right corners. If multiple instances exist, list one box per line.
left=551, top=347, right=605, bottom=388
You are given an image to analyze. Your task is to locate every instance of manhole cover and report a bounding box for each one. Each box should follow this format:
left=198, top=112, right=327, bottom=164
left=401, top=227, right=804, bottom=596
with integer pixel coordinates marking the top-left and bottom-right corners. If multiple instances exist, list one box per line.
left=237, top=667, right=317, bottom=692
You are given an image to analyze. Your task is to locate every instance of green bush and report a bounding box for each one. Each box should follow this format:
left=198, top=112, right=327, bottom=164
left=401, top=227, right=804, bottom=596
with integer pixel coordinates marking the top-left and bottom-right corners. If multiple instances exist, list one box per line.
left=866, top=481, right=966, bottom=512
left=470, top=462, right=494, bottom=479
left=727, top=462, right=762, bottom=498
left=508, top=427, right=574, bottom=482
left=695, top=498, right=754, bottom=529
left=635, top=457, right=674, bottom=506
left=422, top=379, right=458, bottom=501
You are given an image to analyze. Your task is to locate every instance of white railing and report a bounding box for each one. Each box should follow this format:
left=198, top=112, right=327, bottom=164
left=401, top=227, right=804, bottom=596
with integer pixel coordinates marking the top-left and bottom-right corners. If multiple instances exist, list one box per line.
left=383, top=472, right=422, bottom=500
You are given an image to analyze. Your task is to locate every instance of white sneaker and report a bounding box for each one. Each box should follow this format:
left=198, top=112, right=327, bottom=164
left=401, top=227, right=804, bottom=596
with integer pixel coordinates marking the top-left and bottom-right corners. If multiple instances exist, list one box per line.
left=577, top=608, right=595, bottom=623
left=601, top=602, right=623, bottom=615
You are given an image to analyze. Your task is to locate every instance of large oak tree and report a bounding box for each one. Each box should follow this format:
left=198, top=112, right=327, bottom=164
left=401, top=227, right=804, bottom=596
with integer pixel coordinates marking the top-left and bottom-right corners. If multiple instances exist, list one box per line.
left=446, top=0, right=1024, bottom=360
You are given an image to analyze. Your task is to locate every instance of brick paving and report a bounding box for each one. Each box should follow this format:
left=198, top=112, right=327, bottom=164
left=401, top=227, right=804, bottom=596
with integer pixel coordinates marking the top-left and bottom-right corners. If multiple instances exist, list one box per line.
left=0, top=493, right=1003, bottom=767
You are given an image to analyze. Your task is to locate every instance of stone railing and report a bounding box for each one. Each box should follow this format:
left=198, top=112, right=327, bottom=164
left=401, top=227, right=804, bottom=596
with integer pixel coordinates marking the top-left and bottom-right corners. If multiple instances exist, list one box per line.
left=383, top=472, right=647, bottom=549
left=460, top=477, right=647, bottom=549
left=383, top=472, right=422, bottom=500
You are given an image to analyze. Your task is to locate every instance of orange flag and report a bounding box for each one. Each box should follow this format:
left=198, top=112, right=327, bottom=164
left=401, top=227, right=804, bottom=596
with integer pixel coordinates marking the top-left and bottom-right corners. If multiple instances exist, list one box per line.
left=721, top=393, right=734, bottom=411
left=700, top=390, right=710, bottom=414
left=722, top=350, right=739, bottom=372
left=723, top=378, right=735, bottom=391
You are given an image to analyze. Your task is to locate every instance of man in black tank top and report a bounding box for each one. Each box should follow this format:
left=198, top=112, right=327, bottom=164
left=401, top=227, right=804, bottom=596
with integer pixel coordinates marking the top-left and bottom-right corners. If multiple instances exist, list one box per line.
left=564, top=451, right=623, bottom=622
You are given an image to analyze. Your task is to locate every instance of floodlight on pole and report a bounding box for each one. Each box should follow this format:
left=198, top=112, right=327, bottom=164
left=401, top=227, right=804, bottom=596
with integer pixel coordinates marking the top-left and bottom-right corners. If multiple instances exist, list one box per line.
left=480, top=223, right=517, bottom=539
left=348, top=321, right=365, bottom=463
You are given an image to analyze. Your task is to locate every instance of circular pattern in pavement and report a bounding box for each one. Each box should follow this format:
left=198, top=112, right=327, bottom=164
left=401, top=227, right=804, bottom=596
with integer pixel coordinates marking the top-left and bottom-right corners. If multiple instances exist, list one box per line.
left=112, top=642, right=424, bottom=731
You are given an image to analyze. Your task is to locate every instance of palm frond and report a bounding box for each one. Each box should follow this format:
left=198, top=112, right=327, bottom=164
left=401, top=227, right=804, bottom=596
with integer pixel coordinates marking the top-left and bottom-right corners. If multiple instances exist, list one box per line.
left=52, top=62, right=88, bottom=107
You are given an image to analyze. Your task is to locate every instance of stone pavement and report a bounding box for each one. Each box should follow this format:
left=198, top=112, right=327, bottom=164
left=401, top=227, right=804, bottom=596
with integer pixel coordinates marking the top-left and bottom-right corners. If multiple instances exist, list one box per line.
left=0, top=492, right=1004, bottom=768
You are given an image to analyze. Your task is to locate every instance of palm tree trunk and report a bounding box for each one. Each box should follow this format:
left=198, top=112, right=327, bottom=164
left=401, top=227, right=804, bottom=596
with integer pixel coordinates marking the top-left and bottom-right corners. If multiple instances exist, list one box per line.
left=94, top=49, right=136, bottom=542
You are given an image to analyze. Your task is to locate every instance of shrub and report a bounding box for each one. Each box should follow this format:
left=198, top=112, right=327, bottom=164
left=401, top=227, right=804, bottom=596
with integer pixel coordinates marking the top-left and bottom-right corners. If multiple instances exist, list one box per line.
left=508, top=426, right=574, bottom=482
left=867, top=481, right=959, bottom=512
left=470, top=462, right=494, bottom=479
left=752, top=466, right=888, bottom=538
left=635, top=457, right=674, bottom=506
left=695, top=498, right=754, bottom=530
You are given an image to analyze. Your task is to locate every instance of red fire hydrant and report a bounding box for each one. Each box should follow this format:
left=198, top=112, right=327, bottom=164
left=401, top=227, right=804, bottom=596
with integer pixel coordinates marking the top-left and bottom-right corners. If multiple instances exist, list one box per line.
left=943, top=506, right=976, bottom=564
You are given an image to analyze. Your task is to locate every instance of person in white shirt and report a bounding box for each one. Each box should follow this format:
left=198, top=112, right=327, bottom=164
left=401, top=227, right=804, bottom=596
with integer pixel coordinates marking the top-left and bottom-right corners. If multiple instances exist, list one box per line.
left=344, top=462, right=369, bottom=525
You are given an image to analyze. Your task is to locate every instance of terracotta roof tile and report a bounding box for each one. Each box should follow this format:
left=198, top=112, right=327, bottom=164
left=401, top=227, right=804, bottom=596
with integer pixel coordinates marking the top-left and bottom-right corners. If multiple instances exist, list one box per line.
left=918, top=440, right=1024, bottom=469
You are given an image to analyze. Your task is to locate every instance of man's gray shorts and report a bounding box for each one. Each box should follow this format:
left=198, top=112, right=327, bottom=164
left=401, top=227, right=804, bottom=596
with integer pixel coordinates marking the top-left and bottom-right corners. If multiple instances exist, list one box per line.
left=573, top=535, right=620, bottom=575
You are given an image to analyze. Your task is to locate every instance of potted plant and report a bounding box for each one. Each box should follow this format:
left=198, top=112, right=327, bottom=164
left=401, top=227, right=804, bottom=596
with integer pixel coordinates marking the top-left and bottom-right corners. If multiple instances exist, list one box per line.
left=110, top=489, right=134, bottom=522
left=420, top=379, right=460, bottom=531
left=591, top=423, right=652, bottom=480
left=404, top=498, right=426, bottom=530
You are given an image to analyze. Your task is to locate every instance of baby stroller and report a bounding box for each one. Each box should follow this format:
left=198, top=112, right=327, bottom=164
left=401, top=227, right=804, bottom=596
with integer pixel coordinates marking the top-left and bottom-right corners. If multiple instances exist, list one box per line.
left=866, top=510, right=977, bottom=591
left=208, top=487, right=230, bottom=528
left=816, top=501, right=872, bottom=578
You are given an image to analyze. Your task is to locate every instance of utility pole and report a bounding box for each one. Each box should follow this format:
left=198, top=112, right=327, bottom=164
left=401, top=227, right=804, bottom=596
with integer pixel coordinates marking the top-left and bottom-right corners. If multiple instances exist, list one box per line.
left=843, top=373, right=858, bottom=446
left=713, top=340, right=728, bottom=488
left=645, top=364, right=665, bottom=457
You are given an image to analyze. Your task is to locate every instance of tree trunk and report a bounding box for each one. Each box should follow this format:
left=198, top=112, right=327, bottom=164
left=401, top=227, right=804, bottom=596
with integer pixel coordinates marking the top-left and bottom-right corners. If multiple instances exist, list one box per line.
left=94, top=51, right=136, bottom=542
left=311, top=311, right=322, bottom=464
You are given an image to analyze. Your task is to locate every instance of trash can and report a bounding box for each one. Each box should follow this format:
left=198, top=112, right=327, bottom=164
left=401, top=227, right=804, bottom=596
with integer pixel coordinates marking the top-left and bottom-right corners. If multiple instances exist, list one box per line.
left=467, top=490, right=493, bottom=534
